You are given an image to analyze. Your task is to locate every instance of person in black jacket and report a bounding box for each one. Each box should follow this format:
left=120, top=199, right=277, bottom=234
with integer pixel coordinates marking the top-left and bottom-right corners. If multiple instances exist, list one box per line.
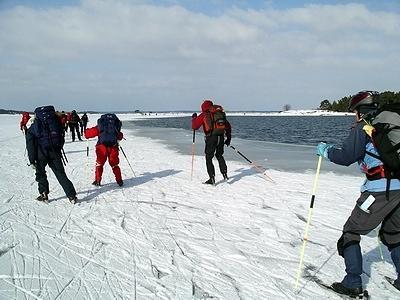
left=316, top=91, right=400, bottom=296
left=69, top=110, right=82, bottom=142
left=26, top=106, right=78, bottom=204
left=80, top=112, right=89, bottom=135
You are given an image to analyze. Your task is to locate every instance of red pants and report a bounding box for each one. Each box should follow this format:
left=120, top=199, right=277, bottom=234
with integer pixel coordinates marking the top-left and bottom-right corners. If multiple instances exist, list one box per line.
left=95, top=144, right=122, bottom=183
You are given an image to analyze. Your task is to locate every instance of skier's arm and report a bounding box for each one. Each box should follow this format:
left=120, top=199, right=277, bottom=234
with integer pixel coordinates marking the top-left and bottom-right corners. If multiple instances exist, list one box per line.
left=327, top=123, right=367, bottom=166
left=191, top=113, right=205, bottom=130
left=225, top=120, right=232, bottom=141
left=84, top=126, right=99, bottom=139
left=25, top=128, right=37, bottom=165
left=117, top=132, right=123, bottom=141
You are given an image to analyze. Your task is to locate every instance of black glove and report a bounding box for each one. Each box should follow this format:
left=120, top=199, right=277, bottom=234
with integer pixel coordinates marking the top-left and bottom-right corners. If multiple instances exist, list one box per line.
left=224, top=139, right=231, bottom=146
left=192, top=112, right=197, bottom=119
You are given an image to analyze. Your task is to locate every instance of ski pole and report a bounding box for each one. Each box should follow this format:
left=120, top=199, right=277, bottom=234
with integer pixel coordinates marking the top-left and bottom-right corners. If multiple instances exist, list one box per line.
left=191, top=130, right=195, bottom=180
left=295, top=155, right=323, bottom=290
left=376, top=229, right=384, bottom=261
left=61, top=148, right=68, bottom=164
left=85, top=139, right=90, bottom=181
left=229, top=145, right=274, bottom=182
left=119, top=144, right=136, bottom=177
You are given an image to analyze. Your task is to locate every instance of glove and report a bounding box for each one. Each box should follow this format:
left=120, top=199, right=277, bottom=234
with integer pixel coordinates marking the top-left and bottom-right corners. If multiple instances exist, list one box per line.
left=191, top=113, right=197, bottom=119
left=316, top=142, right=333, bottom=159
left=224, top=139, right=231, bottom=146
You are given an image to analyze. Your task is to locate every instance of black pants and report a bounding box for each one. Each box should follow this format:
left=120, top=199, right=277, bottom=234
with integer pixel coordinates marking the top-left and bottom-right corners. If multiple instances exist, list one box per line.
left=80, top=123, right=87, bottom=135
left=69, top=123, right=82, bottom=141
left=35, top=151, right=76, bottom=198
left=204, top=135, right=227, bottom=178
left=338, top=190, right=400, bottom=255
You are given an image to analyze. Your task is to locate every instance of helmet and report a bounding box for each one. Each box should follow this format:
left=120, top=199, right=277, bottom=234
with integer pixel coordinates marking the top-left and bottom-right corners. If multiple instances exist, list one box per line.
left=348, top=91, right=379, bottom=112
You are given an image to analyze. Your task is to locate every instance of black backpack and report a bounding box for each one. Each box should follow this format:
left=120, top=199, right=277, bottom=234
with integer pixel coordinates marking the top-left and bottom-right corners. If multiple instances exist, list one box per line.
left=32, top=105, right=65, bottom=151
left=366, top=103, right=400, bottom=179
left=98, top=114, right=122, bottom=146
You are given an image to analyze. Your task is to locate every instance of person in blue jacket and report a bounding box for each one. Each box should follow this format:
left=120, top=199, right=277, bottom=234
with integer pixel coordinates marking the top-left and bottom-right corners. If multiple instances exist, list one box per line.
left=317, top=91, right=400, bottom=296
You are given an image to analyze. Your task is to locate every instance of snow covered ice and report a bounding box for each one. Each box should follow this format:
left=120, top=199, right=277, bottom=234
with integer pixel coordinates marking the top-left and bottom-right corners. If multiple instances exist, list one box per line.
left=0, top=114, right=398, bottom=299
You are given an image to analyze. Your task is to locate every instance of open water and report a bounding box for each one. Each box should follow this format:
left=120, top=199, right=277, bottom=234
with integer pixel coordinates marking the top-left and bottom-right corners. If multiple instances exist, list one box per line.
left=125, top=115, right=361, bottom=176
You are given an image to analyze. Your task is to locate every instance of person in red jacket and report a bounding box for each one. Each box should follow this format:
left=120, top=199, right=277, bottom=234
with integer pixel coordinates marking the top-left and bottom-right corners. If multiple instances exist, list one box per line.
left=192, top=99, right=232, bottom=184
left=60, top=111, right=68, bottom=132
left=20, top=111, right=31, bottom=134
left=84, top=113, right=124, bottom=187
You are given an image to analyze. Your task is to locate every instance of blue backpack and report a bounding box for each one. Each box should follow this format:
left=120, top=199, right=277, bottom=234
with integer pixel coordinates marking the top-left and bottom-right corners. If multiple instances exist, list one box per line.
left=32, top=105, right=65, bottom=150
left=98, top=114, right=122, bottom=146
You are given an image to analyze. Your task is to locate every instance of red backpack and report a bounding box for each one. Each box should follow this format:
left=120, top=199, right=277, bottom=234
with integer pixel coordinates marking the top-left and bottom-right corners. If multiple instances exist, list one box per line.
left=203, top=105, right=227, bottom=136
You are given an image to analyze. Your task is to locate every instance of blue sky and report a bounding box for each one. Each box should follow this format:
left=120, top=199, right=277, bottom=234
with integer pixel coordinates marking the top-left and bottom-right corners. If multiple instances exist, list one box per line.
left=0, top=0, right=399, bottom=111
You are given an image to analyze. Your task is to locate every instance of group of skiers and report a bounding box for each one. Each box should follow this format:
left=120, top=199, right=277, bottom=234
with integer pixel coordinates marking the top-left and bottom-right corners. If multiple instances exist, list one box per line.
left=19, top=92, right=400, bottom=297
left=22, top=107, right=124, bottom=204
left=21, top=110, right=90, bottom=141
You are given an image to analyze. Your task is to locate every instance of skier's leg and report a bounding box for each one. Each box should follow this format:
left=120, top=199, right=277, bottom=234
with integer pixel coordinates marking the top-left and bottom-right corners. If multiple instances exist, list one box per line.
left=108, top=146, right=122, bottom=183
left=35, top=159, right=49, bottom=195
left=215, top=135, right=227, bottom=175
left=337, top=191, right=400, bottom=289
left=379, top=191, right=400, bottom=287
left=95, top=145, right=107, bottom=183
left=48, top=154, right=76, bottom=198
left=205, top=136, right=217, bottom=181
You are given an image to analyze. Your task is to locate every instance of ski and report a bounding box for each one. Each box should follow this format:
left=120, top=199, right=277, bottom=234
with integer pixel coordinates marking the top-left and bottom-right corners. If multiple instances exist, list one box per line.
left=315, top=281, right=370, bottom=299
left=385, top=276, right=400, bottom=291
left=36, top=198, right=49, bottom=204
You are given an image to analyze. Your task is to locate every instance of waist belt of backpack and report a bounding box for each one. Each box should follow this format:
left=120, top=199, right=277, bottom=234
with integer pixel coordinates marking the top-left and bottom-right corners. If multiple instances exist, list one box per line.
left=366, top=165, right=392, bottom=200
left=365, top=150, right=392, bottom=200
left=365, top=165, right=386, bottom=180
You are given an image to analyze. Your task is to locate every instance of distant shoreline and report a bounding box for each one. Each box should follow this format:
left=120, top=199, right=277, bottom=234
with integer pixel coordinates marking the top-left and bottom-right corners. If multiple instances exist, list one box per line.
left=1, top=109, right=354, bottom=118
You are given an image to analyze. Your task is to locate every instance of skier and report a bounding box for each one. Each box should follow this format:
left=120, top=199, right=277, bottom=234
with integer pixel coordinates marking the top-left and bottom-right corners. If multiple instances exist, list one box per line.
left=316, top=91, right=400, bottom=296
left=20, top=111, right=31, bottom=134
left=60, top=111, right=68, bottom=132
left=84, top=113, right=124, bottom=187
left=80, top=112, right=89, bottom=135
left=69, top=110, right=82, bottom=142
left=191, top=99, right=231, bottom=184
left=26, top=105, right=78, bottom=204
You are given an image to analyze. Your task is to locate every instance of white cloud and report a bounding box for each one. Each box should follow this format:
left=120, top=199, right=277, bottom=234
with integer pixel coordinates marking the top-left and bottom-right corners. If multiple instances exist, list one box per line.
left=0, top=0, right=399, bottom=111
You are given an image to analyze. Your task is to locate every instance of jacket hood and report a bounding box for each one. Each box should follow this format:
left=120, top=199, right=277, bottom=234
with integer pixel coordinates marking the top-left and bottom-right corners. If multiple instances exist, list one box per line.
left=201, top=100, right=213, bottom=112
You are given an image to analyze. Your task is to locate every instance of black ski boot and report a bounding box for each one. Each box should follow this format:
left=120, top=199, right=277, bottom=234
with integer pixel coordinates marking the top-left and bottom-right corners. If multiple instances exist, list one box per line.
left=222, top=173, right=229, bottom=180
left=117, top=180, right=124, bottom=187
left=68, top=195, right=78, bottom=204
left=204, top=177, right=215, bottom=185
left=92, top=180, right=101, bottom=186
left=36, top=192, right=49, bottom=202
left=331, top=282, right=363, bottom=297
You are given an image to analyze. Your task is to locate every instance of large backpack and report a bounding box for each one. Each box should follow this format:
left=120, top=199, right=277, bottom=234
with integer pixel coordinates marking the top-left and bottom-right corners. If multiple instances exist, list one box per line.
left=98, top=113, right=122, bottom=146
left=204, top=105, right=227, bottom=136
left=33, top=106, right=65, bottom=151
left=364, top=103, right=400, bottom=179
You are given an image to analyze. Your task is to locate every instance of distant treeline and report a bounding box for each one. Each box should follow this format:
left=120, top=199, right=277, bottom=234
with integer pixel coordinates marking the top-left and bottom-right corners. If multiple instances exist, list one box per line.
left=319, top=91, right=400, bottom=112
left=0, top=109, right=25, bottom=115
left=0, top=109, right=102, bottom=115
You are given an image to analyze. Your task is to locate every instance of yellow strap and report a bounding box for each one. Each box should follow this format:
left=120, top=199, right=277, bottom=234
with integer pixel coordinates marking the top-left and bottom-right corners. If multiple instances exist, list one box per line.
left=363, top=124, right=375, bottom=137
